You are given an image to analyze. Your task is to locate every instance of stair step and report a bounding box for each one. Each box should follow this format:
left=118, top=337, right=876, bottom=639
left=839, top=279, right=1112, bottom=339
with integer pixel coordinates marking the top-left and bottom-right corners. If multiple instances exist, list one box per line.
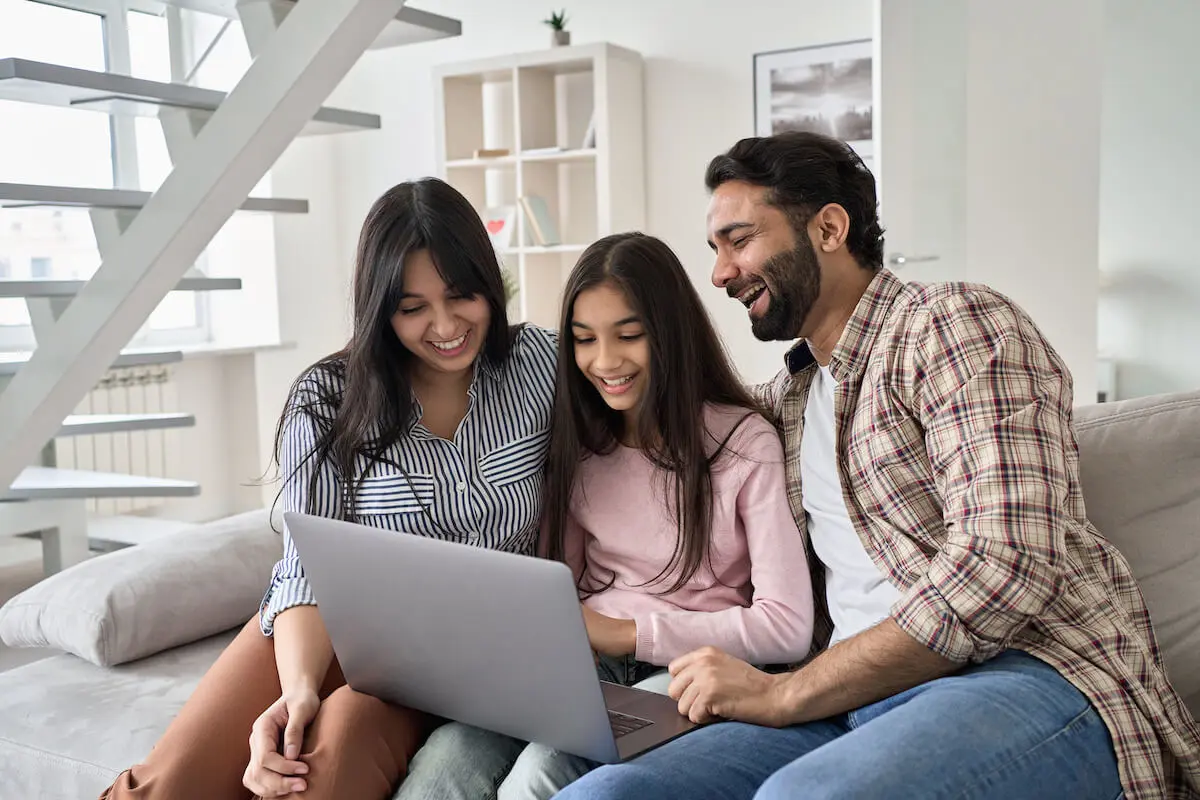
left=153, top=1, right=461, bottom=50
left=0, top=277, right=241, bottom=298
left=0, top=349, right=183, bottom=376
left=0, top=182, right=308, bottom=214
left=0, top=58, right=379, bottom=136
left=86, top=513, right=200, bottom=549
left=7, top=467, right=200, bottom=501
left=58, top=412, right=195, bottom=437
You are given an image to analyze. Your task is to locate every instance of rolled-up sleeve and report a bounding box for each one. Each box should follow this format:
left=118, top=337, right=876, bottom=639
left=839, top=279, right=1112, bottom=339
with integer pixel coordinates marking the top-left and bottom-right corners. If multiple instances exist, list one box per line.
left=259, top=379, right=342, bottom=636
left=890, top=290, right=1074, bottom=664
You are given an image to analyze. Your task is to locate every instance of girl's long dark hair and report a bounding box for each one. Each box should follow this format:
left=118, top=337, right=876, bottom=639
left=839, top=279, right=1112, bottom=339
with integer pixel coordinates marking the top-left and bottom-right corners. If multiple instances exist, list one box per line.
left=270, top=178, right=516, bottom=519
left=544, top=232, right=764, bottom=595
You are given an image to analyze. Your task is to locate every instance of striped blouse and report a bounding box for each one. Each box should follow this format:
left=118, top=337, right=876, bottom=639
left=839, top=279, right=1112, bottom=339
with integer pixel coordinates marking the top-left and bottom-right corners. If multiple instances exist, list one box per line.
left=259, top=324, right=559, bottom=636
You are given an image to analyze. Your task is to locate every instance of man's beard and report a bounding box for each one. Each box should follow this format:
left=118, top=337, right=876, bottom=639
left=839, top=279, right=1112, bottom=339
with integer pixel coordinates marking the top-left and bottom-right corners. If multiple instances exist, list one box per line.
left=749, top=235, right=822, bottom=342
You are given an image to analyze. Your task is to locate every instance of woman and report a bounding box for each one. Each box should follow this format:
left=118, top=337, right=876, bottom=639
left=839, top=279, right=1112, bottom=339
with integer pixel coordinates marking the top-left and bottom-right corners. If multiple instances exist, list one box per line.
left=100, top=178, right=558, bottom=800
left=496, top=232, right=815, bottom=799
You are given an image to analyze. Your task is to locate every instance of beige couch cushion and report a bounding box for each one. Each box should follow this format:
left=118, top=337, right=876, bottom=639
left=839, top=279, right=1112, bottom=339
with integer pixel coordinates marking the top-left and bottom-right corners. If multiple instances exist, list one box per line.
left=1075, top=390, right=1200, bottom=715
left=0, top=509, right=280, bottom=667
left=0, top=629, right=235, bottom=800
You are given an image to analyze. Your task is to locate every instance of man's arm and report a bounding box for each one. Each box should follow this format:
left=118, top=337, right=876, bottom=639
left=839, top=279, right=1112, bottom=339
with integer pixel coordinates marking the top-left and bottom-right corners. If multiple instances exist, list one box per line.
left=777, top=619, right=956, bottom=722
left=669, top=619, right=956, bottom=726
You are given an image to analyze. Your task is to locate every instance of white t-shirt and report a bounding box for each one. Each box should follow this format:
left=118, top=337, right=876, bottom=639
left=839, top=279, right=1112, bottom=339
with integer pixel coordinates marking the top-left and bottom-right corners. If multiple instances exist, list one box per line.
left=801, top=364, right=901, bottom=646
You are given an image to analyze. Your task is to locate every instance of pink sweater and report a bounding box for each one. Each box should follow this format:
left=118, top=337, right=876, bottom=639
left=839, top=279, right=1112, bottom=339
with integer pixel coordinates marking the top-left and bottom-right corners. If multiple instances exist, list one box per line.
left=562, top=405, right=815, bottom=666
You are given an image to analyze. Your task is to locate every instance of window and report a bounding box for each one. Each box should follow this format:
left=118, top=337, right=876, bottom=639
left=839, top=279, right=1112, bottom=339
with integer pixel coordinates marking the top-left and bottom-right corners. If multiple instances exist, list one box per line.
left=0, top=1, right=108, bottom=348
left=0, top=0, right=261, bottom=352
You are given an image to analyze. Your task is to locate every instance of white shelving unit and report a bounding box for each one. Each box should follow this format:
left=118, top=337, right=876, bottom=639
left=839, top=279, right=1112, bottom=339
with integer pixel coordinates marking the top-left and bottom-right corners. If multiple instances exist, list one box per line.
left=433, top=43, right=645, bottom=328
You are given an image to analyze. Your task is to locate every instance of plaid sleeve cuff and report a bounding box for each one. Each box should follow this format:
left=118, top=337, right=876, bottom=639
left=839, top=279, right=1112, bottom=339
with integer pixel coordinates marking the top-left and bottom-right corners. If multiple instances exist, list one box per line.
left=891, top=577, right=980, bottom=664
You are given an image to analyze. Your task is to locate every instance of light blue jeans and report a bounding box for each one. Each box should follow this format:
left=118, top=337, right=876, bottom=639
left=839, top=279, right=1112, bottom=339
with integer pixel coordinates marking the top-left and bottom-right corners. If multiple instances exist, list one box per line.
left=552, top=650, right=1125, bottom=800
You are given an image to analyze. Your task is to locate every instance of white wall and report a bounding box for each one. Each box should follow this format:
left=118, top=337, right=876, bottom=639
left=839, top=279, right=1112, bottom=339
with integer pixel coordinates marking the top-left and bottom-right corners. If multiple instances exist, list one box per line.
left=876, top=0, right=1103, bottom=406
left=145, top=353, right=264, bottom=522
left=324, top=0, right=874, bottom=385
left=1098, top=0, right=1200, bottom=399
left=251, top=137, right=354, bottom=506
left=962, top=0, right=1103, bottom=406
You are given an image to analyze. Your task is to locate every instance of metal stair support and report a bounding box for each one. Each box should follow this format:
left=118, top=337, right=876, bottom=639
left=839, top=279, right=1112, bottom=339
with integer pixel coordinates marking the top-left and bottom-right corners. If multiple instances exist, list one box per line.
left=145, top=0, right=461, bottom=50
left=0, top=182, right=309, bottom=214
left=58, top=412, right=195, bottom=436
left=0, top=57, right=382, bottom=136
left=0, top=349, right=182, bottom=376
left=0, top=277, right=243, bottom=298
left=8, top=467, right=201, bottom=502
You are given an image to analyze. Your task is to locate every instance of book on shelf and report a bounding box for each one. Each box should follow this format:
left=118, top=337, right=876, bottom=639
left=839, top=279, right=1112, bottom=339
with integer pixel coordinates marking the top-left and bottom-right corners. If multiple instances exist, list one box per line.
left=522, top=146, right=565, bottom=156
left=519, top=195, right=561, bottom=246
left=582, top=112, right=596, bottom=149
left=473, top=147, right=511, bottom=159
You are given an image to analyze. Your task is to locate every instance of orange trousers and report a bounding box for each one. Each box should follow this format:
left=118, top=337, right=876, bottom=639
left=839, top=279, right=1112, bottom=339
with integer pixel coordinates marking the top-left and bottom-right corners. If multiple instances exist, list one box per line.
left=99, top=618, right=431, bottom=800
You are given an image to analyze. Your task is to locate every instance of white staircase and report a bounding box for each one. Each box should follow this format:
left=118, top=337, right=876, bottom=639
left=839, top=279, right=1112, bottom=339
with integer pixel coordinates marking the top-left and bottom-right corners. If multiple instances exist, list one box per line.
left=1, top=182, right=309, bottom=214
left=0, top=0, right=461, bottom=574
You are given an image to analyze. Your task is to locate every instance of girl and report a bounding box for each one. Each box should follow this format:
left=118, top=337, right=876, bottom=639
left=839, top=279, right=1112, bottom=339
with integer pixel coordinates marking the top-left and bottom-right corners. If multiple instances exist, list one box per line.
left=495, top=232, right=815, bottom=799
left=100, top=178, right=559, bottom=800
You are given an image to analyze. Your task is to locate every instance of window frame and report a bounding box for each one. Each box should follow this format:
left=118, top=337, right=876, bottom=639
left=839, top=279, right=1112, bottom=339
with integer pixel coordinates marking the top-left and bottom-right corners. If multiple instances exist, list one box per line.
left=0, top=0, right=213, bottom=352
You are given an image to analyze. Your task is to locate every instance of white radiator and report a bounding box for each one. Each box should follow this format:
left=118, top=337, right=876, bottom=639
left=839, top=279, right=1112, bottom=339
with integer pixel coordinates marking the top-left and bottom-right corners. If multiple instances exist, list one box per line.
left=54, top=365, right=183, bottom=515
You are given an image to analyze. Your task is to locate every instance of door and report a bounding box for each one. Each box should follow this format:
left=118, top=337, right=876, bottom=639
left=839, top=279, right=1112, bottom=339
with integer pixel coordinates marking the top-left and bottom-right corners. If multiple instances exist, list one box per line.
left=874, top=0, right=968, bottom=285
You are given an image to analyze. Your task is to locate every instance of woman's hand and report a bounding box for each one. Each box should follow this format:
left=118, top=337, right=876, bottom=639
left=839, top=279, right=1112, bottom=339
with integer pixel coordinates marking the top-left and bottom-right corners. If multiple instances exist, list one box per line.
left=582, top=604, right=638, bottom=658
left=243, top=688, right=319, bottom=797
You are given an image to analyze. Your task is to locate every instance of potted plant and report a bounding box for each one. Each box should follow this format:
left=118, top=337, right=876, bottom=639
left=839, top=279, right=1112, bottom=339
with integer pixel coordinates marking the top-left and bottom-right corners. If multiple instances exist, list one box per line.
left=502, top=267, right=519, bottom=306
left=544, top=9, right=570, bottom=47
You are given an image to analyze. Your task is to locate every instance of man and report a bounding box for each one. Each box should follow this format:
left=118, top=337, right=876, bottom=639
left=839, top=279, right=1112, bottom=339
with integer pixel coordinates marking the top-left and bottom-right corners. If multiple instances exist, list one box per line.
left=554, top=132, right=1200, bottom=799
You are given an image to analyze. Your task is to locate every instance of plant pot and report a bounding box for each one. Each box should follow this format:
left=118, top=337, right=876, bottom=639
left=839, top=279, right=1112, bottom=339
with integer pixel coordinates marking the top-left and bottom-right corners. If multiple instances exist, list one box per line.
left=551, top=29, right=570, bottom=47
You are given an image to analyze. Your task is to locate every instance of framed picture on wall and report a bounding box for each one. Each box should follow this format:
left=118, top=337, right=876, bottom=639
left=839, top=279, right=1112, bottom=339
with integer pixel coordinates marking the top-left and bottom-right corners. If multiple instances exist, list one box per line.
left=753, top=39, right=874, bottom=171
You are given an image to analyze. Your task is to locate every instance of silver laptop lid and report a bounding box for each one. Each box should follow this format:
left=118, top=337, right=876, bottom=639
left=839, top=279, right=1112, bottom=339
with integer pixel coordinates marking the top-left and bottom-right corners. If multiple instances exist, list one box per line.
left=283, top=511, right=620, bottom=763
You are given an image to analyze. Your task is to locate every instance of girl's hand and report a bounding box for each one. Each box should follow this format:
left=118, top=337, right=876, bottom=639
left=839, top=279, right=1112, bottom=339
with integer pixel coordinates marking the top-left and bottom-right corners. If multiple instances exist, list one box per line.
left=243, top=689, right=318, bottom=796
left=582, top=604, right=638, bottom=658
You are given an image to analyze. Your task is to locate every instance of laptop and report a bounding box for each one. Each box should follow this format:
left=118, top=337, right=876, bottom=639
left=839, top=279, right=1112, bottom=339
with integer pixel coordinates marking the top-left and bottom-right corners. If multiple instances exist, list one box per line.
left=283, top=511, right=700, bottom=764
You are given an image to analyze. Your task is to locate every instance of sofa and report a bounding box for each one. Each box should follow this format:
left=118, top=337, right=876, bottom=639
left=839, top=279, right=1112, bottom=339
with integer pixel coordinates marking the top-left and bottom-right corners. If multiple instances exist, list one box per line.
left=1, top=390, right=1198, bottom=799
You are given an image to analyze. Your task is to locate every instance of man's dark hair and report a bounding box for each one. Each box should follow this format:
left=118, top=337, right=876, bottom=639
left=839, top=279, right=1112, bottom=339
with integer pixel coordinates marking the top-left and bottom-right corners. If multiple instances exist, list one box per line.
left=705, top=132, right=885, bottom=270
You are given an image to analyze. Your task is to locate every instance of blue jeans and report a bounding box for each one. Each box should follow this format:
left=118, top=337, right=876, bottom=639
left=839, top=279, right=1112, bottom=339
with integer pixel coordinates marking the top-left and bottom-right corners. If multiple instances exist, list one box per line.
left=552, top=650, right=1124, bottom=800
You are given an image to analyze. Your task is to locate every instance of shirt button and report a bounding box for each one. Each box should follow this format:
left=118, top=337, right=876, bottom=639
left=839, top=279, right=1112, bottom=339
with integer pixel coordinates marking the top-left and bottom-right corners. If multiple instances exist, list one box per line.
left=469, top=532, right=480, bottom=545
left=456, top=481, right=468, bottom=493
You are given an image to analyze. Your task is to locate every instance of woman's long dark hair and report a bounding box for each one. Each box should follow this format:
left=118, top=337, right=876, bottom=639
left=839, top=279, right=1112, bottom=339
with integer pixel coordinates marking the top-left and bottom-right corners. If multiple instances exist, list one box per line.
left=270, top=178, right=515, bottom=519
left=544, top=232, right=764, bottom=595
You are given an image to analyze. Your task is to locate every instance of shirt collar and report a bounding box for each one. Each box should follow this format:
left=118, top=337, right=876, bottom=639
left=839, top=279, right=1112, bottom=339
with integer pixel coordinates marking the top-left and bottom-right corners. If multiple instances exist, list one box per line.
left=784, top=268, right=906, bottom=380
left=476, top=352, right=501, bottom=381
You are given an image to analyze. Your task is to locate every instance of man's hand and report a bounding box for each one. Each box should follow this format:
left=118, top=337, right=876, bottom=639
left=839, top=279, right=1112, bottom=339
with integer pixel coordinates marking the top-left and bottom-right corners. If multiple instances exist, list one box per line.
left=667, top=646, right=790, bottom=726
left=581, top=604, right=637, bottom=658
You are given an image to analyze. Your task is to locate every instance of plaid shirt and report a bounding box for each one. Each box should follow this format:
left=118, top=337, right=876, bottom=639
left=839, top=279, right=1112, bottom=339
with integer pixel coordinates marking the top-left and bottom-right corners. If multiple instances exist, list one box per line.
left=759, top=269, right=1200, bottom=799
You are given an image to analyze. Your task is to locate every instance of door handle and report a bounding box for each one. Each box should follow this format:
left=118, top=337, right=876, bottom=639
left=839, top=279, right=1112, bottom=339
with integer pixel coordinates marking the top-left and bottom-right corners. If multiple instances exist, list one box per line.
left=887, top=253, right=941, bottom=267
